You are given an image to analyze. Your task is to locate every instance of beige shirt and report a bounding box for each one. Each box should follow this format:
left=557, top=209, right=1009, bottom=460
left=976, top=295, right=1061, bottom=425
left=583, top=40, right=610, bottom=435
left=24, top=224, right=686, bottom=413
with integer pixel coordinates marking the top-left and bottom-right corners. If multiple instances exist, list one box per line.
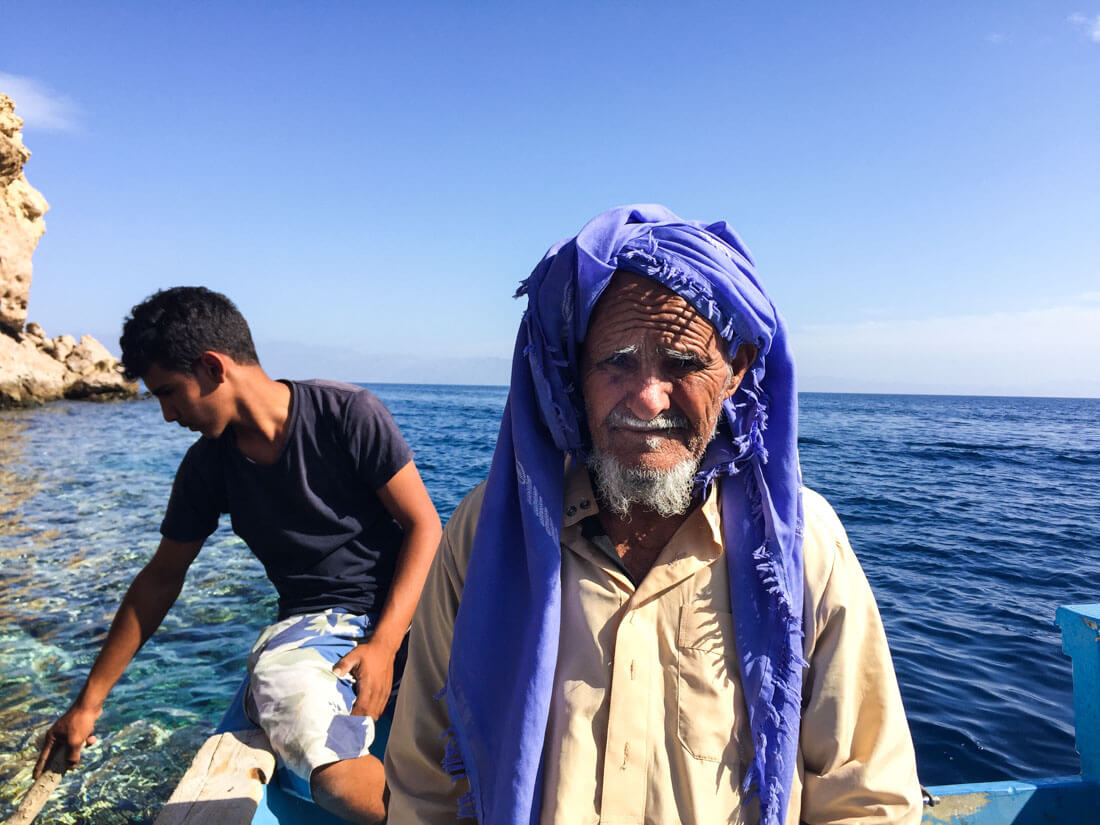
left=386, top=467, right=922, bottom=825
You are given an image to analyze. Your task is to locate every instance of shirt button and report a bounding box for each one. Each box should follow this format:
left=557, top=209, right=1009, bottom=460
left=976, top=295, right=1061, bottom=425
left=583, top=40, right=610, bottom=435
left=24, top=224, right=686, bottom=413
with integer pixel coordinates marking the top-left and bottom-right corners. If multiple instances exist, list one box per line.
left=566, top=505, right=577, bottom=516
left=579, top=498, right=591, bottom=509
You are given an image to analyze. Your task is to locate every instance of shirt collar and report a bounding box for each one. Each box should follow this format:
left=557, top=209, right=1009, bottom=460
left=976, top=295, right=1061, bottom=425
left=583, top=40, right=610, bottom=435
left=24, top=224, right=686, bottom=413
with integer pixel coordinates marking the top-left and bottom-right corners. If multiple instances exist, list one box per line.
left=562, top=458, right=599, bottom=527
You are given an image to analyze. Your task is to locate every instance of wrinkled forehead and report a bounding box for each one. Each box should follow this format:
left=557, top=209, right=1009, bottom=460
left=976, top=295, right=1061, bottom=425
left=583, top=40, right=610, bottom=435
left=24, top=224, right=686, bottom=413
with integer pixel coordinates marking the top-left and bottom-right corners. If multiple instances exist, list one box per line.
left=583, top=271, right=727, bottom=356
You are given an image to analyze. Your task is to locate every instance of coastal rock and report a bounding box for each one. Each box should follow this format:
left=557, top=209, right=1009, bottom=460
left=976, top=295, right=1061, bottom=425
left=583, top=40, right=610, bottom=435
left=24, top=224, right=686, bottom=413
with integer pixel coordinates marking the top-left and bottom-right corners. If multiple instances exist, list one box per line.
left=0, top=323, right=136, bottom=408
left=65, top=335, right=113, bottom=375
left=0, top=94, right=138, bottom=408
left=0, top=330, right=66, bottom=405
left=1, top=94, right=48, bottom=337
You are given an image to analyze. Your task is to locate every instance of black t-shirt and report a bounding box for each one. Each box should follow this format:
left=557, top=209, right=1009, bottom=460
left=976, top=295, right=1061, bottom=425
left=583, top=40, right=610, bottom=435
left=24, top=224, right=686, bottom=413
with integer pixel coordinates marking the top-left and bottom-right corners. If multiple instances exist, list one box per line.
left=161, top=380, right=414, bottom=619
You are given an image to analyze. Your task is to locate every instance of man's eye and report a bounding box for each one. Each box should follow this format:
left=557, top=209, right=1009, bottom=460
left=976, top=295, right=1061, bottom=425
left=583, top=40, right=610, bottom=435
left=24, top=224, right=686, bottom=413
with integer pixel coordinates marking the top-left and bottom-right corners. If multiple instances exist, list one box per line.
left=666, top=355, right=706, bottom=373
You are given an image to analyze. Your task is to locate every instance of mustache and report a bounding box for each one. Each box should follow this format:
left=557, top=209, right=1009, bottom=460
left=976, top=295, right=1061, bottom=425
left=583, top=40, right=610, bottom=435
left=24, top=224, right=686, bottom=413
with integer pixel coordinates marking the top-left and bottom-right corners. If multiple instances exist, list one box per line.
left=606, top=410, right=690, bottom=431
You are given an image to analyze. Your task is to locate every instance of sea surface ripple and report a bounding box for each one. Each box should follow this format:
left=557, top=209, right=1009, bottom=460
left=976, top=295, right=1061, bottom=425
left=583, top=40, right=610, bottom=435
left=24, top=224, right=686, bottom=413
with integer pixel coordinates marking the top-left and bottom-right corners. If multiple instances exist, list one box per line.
left=0, top=388, right=1096, bottom=822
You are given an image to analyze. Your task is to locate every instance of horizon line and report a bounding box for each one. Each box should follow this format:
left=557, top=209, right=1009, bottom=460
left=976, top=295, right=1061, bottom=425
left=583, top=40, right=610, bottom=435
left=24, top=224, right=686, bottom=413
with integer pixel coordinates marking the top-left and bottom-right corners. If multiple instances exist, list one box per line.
left=343, top=381, right=1100, bottom=401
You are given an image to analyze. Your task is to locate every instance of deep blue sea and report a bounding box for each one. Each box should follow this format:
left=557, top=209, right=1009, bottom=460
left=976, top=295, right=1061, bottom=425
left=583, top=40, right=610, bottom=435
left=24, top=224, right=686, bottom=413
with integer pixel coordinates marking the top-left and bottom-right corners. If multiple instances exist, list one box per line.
left=1, top=387, right=1097, bottom=823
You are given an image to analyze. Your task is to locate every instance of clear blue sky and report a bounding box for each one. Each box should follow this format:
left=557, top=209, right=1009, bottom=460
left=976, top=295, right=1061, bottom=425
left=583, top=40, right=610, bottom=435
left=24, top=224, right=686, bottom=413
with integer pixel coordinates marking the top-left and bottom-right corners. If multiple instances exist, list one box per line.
left=4, top=2, right=1099, bottom=395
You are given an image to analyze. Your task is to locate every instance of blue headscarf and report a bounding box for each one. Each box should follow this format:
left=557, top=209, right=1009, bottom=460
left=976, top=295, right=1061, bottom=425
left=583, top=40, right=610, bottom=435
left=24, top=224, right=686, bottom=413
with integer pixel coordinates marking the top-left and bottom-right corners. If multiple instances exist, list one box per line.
left=444, top=205, right=805, bottom=825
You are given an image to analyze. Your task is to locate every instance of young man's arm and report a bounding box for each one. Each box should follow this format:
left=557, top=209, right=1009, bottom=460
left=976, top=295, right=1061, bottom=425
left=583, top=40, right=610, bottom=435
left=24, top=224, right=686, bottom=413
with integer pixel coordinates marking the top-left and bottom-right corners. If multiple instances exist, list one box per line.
left=332, top=461, right=442, bottom=719
left=34, top=536, right=204, bottom=776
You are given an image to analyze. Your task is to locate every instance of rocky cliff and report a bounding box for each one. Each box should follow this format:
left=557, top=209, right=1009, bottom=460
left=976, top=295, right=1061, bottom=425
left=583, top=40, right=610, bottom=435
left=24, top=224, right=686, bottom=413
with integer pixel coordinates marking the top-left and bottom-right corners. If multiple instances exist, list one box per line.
left=0, top=94, right=136, bottom=408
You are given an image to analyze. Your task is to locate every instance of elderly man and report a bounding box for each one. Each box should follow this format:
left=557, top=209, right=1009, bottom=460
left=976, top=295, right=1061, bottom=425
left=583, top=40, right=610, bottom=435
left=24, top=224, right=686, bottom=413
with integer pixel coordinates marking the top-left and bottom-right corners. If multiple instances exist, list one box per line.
left=385, top=206, right=921, bottom=824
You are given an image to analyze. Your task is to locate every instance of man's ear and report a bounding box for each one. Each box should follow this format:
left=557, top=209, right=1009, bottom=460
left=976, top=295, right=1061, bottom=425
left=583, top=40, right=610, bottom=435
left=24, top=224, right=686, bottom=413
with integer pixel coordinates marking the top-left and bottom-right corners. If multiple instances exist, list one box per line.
left=197, top=351, right=229, bottom=384
left=723, top=343, right=758, bottom=400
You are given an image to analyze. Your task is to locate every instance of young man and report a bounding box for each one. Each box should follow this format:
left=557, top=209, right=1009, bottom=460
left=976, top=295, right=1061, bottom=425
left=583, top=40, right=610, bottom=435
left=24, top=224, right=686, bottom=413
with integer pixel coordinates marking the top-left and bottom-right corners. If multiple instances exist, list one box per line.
left=35, top=287, right=441, bottom=824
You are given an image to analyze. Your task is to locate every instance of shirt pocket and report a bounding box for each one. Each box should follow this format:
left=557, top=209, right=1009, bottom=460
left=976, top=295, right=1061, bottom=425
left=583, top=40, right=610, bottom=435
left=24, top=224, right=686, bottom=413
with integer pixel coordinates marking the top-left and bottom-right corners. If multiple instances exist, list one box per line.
left=676, top=606, right=739, bottom=763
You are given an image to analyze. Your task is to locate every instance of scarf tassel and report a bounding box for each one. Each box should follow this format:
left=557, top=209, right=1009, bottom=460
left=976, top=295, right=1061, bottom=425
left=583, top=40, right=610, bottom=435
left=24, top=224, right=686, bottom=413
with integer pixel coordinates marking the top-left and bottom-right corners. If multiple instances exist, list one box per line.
left=439, top=726, right=477, bottom=819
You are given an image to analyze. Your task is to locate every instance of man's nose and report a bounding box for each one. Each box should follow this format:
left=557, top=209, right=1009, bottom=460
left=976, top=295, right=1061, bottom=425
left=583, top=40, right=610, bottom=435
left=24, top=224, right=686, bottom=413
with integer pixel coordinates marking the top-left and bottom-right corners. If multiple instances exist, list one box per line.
left=625, top=373, right=673, bottom=421
left=158, top=400, right=176, bottom=423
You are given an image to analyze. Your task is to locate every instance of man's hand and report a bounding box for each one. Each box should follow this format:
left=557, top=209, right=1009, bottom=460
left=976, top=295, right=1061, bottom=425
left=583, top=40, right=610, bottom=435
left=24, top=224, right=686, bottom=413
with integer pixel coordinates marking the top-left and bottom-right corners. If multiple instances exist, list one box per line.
left=332, top=638, right=395, bottom=720
left=34, top=704, right=101, bottom=778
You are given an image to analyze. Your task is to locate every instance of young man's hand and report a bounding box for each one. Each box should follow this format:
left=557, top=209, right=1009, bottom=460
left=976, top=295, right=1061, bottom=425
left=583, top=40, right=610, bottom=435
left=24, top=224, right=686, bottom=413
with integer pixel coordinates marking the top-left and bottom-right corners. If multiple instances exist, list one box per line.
left=332, top=638, right=395, bottom=720
left=34, top=704, right=101, bottom=778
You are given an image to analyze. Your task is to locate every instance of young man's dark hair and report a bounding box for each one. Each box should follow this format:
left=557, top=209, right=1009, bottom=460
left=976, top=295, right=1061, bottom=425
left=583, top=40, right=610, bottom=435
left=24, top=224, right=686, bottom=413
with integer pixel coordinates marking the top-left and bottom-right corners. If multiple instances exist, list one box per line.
left=119, top=286, right=260, bottom=380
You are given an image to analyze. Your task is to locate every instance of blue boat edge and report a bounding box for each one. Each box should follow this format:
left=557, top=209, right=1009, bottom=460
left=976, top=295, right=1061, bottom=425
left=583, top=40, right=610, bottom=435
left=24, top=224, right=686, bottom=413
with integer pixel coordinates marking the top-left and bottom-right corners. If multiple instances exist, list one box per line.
left=921, top=603, right=1100, bottom=824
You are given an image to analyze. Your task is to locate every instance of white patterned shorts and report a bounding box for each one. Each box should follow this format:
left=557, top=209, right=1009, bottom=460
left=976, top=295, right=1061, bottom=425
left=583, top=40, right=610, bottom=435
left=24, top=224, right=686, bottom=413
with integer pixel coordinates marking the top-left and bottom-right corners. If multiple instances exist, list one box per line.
left=244, top=609, right=398, bottom=797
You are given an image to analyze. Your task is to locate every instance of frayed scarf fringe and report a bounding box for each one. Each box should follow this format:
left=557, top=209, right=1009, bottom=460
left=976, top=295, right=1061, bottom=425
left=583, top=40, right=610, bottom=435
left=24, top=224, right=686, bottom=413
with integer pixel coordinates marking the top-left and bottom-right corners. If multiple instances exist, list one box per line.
left=439, top=716, right=478, bottom=819
left=739, top=691, right=802, bottom=825
left=456, top=792, right=477, bottom=820
left=740, top=436, right=806, bottom=825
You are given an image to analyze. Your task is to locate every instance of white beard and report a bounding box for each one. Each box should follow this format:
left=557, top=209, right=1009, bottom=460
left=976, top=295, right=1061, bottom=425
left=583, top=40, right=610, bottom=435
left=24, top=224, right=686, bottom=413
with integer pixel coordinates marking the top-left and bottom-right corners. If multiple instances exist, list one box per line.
left=586, top=449, right=701, bottom=518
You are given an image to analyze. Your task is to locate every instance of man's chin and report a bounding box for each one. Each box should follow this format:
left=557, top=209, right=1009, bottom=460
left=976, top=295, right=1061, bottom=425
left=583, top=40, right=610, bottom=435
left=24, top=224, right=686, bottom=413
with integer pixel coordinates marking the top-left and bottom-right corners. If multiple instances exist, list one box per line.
left=587, top=448, right=701, bottom=519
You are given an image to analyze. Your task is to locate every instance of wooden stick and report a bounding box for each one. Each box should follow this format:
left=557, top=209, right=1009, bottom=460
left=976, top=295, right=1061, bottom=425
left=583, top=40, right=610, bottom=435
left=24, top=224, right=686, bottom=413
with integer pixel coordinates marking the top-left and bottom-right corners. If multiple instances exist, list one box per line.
left=2, top=746, right=68, bottom=825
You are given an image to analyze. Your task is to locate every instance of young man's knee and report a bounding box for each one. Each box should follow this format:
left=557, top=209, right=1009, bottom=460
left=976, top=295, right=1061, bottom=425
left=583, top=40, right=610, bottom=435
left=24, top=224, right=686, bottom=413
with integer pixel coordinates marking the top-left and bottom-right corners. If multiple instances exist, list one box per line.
left=310, top=755, right=386, bottom=825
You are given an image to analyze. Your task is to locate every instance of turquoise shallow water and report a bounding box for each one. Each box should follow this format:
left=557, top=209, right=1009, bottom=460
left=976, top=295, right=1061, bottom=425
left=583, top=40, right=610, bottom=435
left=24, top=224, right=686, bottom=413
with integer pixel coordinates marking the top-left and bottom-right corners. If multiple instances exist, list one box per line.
left=0, top=387, right=1097, bottom=822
